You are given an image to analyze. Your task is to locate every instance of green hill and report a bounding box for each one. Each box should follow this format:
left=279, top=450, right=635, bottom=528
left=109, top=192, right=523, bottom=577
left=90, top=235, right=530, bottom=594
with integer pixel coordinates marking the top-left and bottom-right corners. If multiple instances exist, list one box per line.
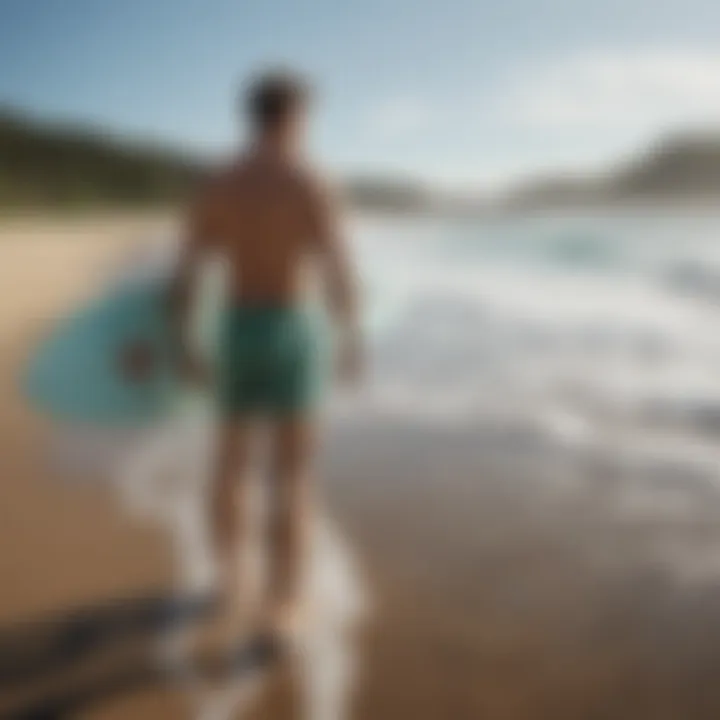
left=503, top=133, right=720, bottom=210
left=5, top=107, right=720, bottom=214
left=611, top=133, right=720, bottom=199
left=0, top=109, right=204, bottom=210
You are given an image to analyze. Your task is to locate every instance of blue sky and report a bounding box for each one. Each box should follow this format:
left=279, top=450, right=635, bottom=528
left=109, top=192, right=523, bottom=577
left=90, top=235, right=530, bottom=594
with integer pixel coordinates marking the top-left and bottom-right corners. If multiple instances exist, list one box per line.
left=2, top=0, right=720, bottom=187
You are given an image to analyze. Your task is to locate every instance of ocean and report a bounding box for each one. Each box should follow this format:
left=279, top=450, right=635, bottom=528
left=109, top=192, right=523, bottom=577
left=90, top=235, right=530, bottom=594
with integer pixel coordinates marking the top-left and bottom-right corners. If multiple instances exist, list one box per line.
left=352, top=211, right=720, bottom=474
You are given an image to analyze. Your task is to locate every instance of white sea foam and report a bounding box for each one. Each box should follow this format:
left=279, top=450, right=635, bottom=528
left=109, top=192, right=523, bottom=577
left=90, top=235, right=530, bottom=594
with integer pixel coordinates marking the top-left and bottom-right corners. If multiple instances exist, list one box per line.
left=345, top=212, right=720, bottom=475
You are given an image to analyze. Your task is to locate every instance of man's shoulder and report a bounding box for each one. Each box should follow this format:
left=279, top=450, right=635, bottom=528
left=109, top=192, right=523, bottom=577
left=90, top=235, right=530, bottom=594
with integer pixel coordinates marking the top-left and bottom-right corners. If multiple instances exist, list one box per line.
left=191, top=161, right=228, bottom=199
left=197, top=157, right=339, bottom=210
left=194, top=159, right=254, bottom=210
left=205, top=158, right=247, bottom=188
left=288, top=163, right=339, bottom=205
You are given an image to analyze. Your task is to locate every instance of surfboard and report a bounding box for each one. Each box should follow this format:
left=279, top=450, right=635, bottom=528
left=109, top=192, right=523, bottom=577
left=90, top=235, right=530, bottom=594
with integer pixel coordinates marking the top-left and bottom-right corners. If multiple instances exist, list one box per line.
left=24, top=253, right=224, bottom=426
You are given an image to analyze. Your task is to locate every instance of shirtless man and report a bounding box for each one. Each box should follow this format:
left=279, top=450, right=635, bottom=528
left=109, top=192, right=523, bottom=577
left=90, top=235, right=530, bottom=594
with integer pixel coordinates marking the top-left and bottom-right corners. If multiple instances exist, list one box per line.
left=172, top=72, right=360, bottom=650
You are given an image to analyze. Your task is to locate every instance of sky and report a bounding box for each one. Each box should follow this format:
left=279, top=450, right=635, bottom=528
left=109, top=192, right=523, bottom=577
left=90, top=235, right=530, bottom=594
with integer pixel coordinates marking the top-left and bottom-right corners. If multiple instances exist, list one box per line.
left=2, top=0, right=720, bottom=188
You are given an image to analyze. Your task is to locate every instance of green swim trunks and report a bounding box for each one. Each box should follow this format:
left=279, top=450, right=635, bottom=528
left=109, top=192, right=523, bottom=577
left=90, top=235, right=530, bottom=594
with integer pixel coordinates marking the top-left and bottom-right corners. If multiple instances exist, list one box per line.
left=217, top=305, right=327, bottom=417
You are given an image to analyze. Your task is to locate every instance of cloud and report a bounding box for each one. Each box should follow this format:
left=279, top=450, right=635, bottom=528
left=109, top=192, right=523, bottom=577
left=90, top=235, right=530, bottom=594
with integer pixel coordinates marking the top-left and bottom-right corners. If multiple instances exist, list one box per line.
left=365, top=96, right=435, bottom=138
left=497, top=47, right=720, bottom=134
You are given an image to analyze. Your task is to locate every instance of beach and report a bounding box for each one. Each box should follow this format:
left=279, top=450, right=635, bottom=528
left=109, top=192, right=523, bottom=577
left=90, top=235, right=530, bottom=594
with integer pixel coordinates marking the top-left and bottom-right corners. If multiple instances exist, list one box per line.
left=4, top=213, right=720, bottom=718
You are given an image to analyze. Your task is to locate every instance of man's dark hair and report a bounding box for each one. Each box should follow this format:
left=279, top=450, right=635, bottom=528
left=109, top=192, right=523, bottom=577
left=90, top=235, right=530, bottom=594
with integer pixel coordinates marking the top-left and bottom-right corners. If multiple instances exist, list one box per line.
left=245, top=71, right=311, bottom=130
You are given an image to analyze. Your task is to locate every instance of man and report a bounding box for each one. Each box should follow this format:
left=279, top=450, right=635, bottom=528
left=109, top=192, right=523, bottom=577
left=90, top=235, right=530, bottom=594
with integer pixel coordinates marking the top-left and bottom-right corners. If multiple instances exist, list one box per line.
left=172, top=71, right=360, bottom=651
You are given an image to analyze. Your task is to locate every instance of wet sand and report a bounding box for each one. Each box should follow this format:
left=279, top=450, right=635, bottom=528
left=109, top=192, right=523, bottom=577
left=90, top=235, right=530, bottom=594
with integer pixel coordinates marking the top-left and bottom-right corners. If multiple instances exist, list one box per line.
left=325, top=419, right=720, bottom=719
left=3, top=215, right=720, bottom=718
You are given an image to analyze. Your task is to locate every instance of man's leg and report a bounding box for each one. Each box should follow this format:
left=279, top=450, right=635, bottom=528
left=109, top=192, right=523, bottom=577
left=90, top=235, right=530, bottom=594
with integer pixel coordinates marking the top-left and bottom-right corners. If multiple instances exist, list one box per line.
left=211, top=421, right=251, bottom=597
left=266, top=416, right=316, bottom=635
left=200, top=420, right=253, bottom=652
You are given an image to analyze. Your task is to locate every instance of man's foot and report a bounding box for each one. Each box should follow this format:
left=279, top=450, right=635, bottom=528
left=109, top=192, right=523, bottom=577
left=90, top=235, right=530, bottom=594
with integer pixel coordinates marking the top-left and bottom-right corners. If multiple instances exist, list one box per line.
left=222, top=600, right=306, bottom=674
left=192, top=585, right=253, bottom=669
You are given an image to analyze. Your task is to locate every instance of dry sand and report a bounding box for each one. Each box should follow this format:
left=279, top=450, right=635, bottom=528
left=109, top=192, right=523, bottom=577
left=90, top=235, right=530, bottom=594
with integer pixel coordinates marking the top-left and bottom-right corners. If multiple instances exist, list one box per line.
left=0, top=214, right=185, bottom=718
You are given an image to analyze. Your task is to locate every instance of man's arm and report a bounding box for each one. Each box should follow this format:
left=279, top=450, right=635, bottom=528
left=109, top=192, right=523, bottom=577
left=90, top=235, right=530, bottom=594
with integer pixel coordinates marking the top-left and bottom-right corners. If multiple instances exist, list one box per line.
left=169, top=189, right=217, bottom=382
left=307, top=178, right=361, bottom=383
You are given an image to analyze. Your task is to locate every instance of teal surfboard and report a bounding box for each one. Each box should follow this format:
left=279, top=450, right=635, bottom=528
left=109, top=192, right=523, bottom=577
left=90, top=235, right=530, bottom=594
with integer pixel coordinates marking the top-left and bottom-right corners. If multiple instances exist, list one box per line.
left=25, top=264, right=224, bottom=426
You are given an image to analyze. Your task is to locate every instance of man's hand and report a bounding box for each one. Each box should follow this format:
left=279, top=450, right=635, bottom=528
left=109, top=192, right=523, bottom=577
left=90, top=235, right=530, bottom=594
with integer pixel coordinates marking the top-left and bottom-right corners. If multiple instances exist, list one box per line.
left=118, top=340, right=157, bottom=383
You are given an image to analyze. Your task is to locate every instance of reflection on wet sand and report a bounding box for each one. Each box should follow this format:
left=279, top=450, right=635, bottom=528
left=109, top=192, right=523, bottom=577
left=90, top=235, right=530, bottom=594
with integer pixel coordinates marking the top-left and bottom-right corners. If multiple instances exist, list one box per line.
left=326, top=417, right=720, bottom=719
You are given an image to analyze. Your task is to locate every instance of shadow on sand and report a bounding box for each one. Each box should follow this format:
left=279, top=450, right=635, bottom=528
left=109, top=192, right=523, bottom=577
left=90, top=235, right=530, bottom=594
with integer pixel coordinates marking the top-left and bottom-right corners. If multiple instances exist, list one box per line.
left=0, top=592, right=279, bottom=719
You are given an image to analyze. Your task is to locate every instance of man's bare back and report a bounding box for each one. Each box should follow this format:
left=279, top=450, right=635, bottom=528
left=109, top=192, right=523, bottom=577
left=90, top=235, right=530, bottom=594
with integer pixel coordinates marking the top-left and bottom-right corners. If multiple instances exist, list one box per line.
left=192, top=152, right=333, bottom=307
